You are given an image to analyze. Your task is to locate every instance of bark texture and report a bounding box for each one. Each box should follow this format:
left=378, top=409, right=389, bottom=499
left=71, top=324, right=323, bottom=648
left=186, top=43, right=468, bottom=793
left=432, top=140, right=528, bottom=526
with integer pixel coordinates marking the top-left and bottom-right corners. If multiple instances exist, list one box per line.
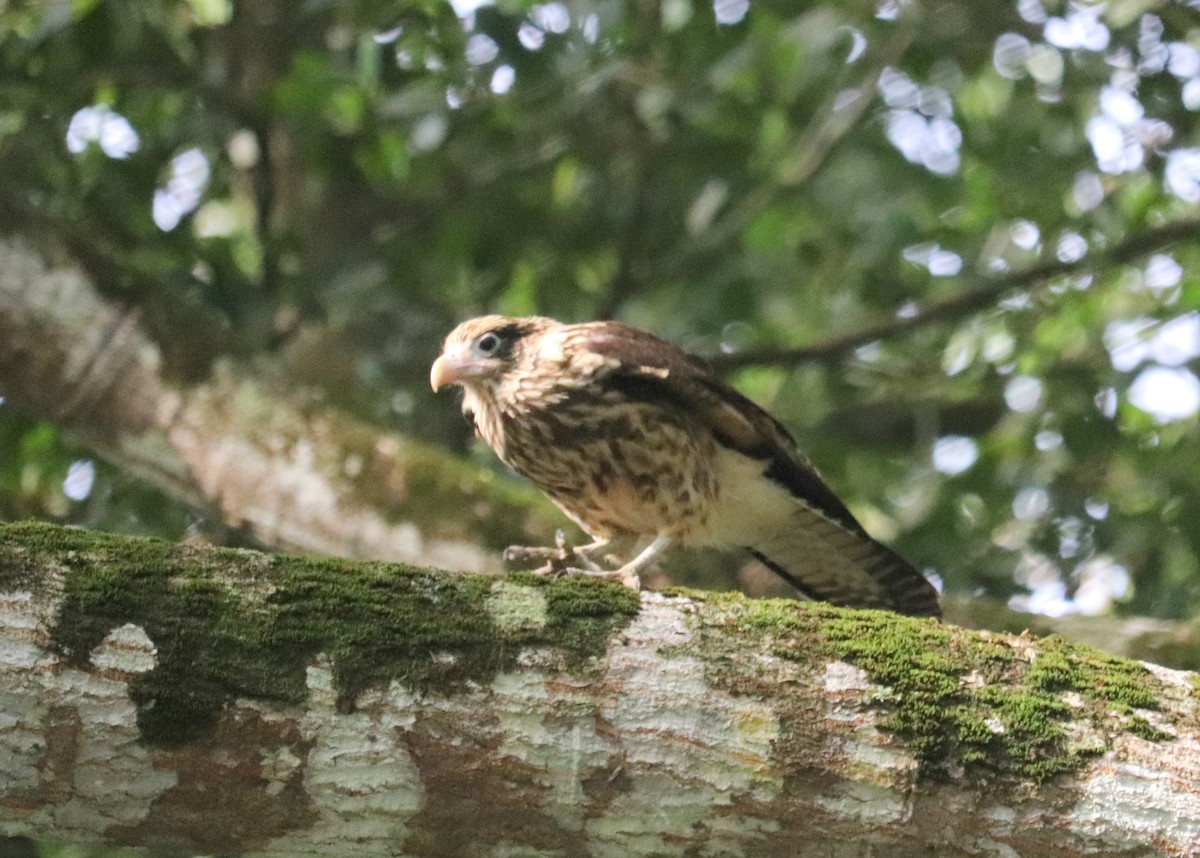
left=1, top=521, right=1198, bottom=857
left=0, top=234, right=556, bottom=568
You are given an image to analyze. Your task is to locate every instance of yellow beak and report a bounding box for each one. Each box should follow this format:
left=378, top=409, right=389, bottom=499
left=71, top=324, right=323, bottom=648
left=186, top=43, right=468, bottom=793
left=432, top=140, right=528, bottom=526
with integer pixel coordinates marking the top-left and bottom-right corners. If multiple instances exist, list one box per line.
left=431, top=341, right=493, bottom=391
left=430, top=355, right=452, bottom=392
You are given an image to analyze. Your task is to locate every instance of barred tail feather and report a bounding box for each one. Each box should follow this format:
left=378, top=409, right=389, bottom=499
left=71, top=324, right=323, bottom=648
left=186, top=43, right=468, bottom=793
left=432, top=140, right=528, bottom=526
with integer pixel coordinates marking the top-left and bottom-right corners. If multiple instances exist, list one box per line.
left=746, top=506, right=941, bottom=618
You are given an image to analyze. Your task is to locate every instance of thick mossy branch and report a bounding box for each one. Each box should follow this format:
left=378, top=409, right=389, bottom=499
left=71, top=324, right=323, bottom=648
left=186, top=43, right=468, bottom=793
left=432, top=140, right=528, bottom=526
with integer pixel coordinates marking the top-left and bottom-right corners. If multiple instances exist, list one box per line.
left=688, top=592, right=1173, bottom=784
left=0, top=521, right=638, bottom=744
left=0, top=521, right=1182, bottom=790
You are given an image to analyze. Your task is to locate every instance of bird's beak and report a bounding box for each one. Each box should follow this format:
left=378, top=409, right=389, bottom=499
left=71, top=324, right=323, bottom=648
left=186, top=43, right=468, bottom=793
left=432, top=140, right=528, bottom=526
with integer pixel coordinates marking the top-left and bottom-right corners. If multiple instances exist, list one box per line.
left=430, top=346, right=479, bottom=392
left=430, top=354, right=454, bottom=392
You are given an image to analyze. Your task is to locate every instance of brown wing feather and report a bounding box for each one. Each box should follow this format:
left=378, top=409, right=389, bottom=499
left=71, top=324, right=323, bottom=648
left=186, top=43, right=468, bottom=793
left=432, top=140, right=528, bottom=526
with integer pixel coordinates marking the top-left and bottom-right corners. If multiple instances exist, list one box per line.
left=582, top=322, right=867, bottom=536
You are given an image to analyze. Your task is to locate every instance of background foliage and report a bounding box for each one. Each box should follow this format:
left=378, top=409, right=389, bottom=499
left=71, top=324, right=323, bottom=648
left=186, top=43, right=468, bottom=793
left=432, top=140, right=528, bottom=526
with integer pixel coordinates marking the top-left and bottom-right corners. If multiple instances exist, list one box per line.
left=2, top=0, right=1200, bottom=620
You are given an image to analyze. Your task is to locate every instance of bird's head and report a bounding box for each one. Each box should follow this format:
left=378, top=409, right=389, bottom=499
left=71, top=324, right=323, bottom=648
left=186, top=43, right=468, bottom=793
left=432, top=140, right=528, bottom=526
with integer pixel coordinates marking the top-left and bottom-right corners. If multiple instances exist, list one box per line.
left=430, top=315, right=554, bottom=393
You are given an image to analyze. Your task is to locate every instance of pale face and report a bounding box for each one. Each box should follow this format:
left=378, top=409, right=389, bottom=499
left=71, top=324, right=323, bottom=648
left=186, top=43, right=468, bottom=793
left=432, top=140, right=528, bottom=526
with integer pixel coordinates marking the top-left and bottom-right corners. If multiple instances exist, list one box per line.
left=430, top=317, right=519, bottom=393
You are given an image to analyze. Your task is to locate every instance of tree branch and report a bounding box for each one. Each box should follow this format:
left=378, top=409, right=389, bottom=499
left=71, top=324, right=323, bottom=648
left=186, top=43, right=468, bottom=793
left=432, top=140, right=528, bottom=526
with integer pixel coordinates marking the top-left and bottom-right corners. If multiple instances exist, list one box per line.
left=711, top=218, right=1200, bottom=371
left=650, top=25, right=915, bottom=286
left=593, top=149, right=657, bottom=320
left=712, top=28, right=913, bottom=251
left=2, top=521, right=1199, bottom=856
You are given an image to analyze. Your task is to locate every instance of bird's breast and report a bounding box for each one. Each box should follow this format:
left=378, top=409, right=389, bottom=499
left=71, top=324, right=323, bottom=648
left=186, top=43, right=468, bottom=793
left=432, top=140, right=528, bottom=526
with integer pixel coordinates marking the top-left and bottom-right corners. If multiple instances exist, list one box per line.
left=484, top=392, right=719, bottom=539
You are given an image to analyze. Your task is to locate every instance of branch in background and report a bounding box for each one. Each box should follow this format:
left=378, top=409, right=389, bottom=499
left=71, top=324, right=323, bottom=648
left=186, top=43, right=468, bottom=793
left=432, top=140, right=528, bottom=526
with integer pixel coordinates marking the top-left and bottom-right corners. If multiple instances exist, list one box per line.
left=0, top=184, right=233, bottom=382
left=647, top=26, right=915, bottom=290
left=0, top=233, right=557, bottom=568
left=594, top=140, right=658, bottom=320
left=593, top=0, right=666, bottom=321
left=711, top=218, right=1200, bottom=371
left=943, top=594, right=1200, bottom=672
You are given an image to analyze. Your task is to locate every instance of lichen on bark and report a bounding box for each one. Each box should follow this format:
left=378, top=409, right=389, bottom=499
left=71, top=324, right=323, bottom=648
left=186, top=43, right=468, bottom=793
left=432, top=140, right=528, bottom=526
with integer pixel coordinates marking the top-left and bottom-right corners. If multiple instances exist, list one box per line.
left=683, top=590, right=1174, bottom=783
left=0, top=521, right=639, bottom=745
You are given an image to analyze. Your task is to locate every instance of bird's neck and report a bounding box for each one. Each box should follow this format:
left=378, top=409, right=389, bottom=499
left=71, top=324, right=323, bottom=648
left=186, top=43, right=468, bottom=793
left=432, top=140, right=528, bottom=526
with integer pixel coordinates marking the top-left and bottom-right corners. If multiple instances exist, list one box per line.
left=462, top=384, right=510, bottom=451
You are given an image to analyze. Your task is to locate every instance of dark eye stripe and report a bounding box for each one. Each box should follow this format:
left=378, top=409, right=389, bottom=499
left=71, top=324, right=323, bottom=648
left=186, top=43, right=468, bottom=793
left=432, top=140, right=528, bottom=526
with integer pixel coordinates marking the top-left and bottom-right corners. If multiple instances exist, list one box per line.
left=474, top=323, right=524, bottom=356
left=490, top=323, right=525, bottom=341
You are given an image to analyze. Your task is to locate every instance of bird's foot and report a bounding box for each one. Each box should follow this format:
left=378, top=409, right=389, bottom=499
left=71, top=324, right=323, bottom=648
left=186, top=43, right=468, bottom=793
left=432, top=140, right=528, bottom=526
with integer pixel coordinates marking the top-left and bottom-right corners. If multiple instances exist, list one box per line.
left=503, top=529, right=575, bottom=575
left=503, top=531, right=640, bottom=590
left=504, top=529, right=593, bottom=575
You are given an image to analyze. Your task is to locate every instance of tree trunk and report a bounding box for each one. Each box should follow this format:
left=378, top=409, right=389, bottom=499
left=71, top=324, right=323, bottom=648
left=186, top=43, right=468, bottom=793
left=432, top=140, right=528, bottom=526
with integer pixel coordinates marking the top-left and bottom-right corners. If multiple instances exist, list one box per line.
left=1, top=521, right=1197, bottom=857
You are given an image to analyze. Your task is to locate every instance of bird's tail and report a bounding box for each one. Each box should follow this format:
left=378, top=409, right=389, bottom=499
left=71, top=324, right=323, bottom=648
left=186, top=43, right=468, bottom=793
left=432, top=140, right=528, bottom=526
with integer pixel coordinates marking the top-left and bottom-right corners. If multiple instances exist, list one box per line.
left=746, top=504, right=941, bottom=617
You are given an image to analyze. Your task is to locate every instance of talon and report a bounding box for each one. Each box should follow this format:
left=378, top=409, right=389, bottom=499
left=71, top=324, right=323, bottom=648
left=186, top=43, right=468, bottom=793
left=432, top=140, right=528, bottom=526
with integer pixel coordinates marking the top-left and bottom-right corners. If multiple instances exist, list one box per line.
left=529, top=562, right=568, bottom=577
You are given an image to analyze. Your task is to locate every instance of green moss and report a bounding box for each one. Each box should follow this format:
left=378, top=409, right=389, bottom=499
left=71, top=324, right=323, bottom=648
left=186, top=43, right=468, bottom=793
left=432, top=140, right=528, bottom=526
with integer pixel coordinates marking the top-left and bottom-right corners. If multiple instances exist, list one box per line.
left=1028, top=635, right=1160, bottom=710
left=691, top=593, right=1171, bottom=784
left=1125, top=715, right=1173, bottom=742
left=0, top=521, right=637, bottom=745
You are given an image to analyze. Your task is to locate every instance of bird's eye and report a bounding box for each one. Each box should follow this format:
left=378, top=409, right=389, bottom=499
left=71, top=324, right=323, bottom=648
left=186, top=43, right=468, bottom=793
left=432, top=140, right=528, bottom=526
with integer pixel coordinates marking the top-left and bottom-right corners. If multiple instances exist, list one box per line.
left=476, top=332, right=501, bottom=354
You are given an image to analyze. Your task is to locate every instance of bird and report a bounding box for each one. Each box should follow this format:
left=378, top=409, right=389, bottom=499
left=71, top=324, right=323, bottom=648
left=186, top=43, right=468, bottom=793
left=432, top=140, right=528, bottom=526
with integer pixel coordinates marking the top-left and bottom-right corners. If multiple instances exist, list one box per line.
left=430, top=315, right=940, bottom=617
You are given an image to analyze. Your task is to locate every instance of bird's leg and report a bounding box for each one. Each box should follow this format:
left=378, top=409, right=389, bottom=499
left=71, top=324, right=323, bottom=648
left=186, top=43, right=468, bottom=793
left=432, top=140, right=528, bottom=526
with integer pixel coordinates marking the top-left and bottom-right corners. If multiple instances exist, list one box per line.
left=571, top=534, right=645, bottom=571
left=569, top=537, right=612, bottom=572
left=579, top=534, right=673, bottom=590
left=503, top=529, right=576, bottom=575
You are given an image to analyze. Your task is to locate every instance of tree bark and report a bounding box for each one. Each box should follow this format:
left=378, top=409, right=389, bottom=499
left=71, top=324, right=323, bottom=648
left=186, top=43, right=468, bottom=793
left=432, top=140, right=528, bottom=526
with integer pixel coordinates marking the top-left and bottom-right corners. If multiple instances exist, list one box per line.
left=1, top=521, right=1197, bottom=857
left=0, top=234, right=556, bottom=568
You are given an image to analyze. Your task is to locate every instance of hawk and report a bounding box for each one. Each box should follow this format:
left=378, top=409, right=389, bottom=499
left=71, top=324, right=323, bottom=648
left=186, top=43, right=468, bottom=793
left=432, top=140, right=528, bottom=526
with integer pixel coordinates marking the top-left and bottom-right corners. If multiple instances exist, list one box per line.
left=431, top=315, right=940, bottom=617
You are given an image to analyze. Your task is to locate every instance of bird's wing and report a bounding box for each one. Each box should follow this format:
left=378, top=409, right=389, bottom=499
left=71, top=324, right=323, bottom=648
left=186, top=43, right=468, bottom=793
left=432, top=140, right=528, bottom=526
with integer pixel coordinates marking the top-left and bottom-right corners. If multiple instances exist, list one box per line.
left=580, top=322, right=866, bottom=536
left=579, top=322, right=940, bottom=617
